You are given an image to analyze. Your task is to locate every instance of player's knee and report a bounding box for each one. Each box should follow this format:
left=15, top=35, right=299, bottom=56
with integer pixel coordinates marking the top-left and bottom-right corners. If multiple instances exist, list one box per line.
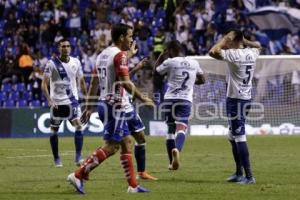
left=51, top=126, right=59, bottom=133
left=75, top=125, right=82, bottom=132
left=175, top=123, right=187, bottom=133
left=132, top=131, right=146, bottom=144
left=234, top=135, right=247, bottom=142
left=167, top=123, right=176, bottom=134
left=104, top=141, right=120, bottom=155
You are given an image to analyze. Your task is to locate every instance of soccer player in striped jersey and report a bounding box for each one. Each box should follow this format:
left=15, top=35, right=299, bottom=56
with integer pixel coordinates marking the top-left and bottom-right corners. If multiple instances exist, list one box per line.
left=209, top=30, right=261, bottom=184
left=155, top=40, right=205, bottom=170
left=42, top=38, right=87, bottom=167
left=67, top=24, right=154, bottom=194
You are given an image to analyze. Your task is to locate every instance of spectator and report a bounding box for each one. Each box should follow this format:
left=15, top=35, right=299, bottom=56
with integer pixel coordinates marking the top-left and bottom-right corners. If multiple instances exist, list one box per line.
left=18, top=43, right=34, bottom=84
left=135, top=20, right=152, bottom=56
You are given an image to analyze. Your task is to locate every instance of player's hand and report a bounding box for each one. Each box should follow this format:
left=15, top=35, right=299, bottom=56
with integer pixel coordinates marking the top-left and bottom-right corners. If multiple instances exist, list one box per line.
left=80, top=109, right=92, bottom=125
left=128, top=41, right=138, bottom=58
left=136, top=57, right=148, bottom=69
left=48, top=99, right=58, bottom=109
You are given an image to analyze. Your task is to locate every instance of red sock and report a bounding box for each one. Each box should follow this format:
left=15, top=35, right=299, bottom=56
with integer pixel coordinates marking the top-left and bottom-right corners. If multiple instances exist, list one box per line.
left=120, top=153, right=138, bottom=188
left=75, top=147, right=107, bottom=180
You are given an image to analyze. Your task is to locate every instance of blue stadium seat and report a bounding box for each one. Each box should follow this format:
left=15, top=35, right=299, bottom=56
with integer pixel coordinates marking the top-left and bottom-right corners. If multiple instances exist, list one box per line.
left=15, top=83, right=26, bottom=92
left=1, top=83, right=12, bottom=92
left=23, top=91, right=33, bottom=101
left=17, top=99, right=28, bottom=108
left=30, top=100, right=41, bottom=107
left=0, top=91, right=7, bottom=101
left=3, top=99, right=15, bottom=108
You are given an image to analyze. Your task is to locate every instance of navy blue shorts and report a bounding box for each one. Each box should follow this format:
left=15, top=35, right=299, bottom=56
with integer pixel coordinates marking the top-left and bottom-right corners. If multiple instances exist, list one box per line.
left=162, top=99, right=192, bottom=126
left=50, top=104, right=81, bottom=128
left=226, top=97, right=251, bottom=136
left=126, top=110, right=145, bottom=133
left=97, top=100, right=129, bottom=142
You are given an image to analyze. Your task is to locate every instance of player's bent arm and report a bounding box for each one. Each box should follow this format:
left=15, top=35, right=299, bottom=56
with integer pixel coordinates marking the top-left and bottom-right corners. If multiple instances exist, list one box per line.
left=41, top=76, right=51, bottom=102
left=79, top=76, right=88, bottom=100
left=195, top=74, right=206, bottom=85
left=243, top=38, right=262, bottom=51
left=208, top=37, right=229, bottom=60
left=118, top=75, right=151, bottom=104
left=85, top=75, right=99, bottom=110
left=129, top=58, right=147, bottom=77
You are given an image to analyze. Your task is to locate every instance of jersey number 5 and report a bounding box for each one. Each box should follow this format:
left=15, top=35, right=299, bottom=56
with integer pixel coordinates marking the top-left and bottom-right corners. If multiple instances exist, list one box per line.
left=243, top=65, right=252, bottom=84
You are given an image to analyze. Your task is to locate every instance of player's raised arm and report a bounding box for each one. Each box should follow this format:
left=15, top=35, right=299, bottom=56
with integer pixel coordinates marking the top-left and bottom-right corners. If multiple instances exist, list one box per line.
left=129, top=57, right=148, bottom=77
left=243, top=37, right=262, bottom=51
left=208, top=36, right=230, bottom=60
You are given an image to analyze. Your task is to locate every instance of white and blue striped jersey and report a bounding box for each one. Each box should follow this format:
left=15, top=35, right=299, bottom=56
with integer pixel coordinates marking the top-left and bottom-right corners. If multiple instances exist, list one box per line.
left=43, top=56, right=83, bottom=105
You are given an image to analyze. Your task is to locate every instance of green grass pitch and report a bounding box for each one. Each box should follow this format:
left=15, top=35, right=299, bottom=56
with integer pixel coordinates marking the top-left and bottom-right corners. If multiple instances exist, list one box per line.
left=0, top=136, right=300, bottom=200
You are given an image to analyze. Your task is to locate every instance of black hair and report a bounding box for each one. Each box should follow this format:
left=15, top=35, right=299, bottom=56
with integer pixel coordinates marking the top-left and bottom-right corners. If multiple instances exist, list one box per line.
left=226, top=29, right=244, bottom=42
left=111, top=23, right=133, bottom=43
left=57, top=38, right=70, bottom=47
left=166, top=40, right=183, bottom=53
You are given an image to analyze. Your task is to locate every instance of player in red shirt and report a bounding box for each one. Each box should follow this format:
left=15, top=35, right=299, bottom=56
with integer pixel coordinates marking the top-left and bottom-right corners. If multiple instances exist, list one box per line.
left=67, top=23, right=154, bottom=194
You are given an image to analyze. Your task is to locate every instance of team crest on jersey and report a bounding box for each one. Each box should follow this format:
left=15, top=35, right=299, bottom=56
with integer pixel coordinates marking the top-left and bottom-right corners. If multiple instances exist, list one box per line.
left=246, top=54, right=253, bottom=61
left=181, top=61, right=190, bottom=67
left=71, top=65, right=76, bottom=71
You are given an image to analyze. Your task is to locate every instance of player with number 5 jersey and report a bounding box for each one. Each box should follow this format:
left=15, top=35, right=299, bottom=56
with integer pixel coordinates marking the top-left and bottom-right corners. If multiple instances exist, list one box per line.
left=209, top=30, right=261, bottom=184
left=155, top=40, right=205, bottom=170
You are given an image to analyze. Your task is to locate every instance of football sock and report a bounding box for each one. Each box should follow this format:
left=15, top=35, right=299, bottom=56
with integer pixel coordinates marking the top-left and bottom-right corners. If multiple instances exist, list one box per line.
left=75, top=147, right=108, bottom=180
left=166, top=134, right=176, bottom=164
left=120, top=153, right=138, bottom=188
left=229, top=140, right=243, bottom=176
left=74, top=130, right=83, bottom=158
left=175, top=131, right=186, bottom=152
left=50, top=133, right=59, bottom=159
left=134, top=143, right=146, bottom=172
left=237, top=142, right=253, bottom=178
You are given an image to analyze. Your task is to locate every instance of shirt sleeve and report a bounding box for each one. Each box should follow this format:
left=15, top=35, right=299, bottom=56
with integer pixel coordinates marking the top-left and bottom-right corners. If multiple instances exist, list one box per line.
left=251, top=48, right=260, bottom=59
left=43, top=60, right=52, bottom=77
left=113, top=51, right=129, bottom=77
left=156, top=59, right=170, bottom=75
left=195, top=61, right=204, bottom=75
left=220, top=49, right=237, bottom=63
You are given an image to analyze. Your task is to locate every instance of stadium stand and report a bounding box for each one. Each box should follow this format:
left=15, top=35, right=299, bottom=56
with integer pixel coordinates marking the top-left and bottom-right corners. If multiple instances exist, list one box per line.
left=0, top=0, right=300, bottom=108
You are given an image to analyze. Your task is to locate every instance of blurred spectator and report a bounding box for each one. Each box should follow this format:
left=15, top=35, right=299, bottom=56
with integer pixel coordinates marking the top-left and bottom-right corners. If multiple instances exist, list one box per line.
left=135, top=20, right=152, bottom=56
left=153, top=29, right=165, bottom=59
left=18, top=43, right=33, bottom=84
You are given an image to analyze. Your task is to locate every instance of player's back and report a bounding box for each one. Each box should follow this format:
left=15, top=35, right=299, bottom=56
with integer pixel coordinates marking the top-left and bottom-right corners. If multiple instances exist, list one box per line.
left=158, top=57, right=202, bottom=102
left=221, top=48, right=260, bottom=100
left=95, top=46, right=121, bottom=99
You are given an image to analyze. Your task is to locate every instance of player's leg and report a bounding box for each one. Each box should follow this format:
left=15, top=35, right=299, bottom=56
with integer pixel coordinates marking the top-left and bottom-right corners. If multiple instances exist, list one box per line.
left=229, top=98, right=255, bottom=184
left=235, top=100, right=255, bottom=184
left=49, top=106, right=63, bottom=167
left=226, top=98, right=243, bottom=182
left=70, top=105, right=84, bottom=165
left=68, top=140, right=119, bottom=194
left=120, top=135, right=150, bottom=193
left=127, top=111, right=157, bottom=180
left=173, top=100, right=191, bottom=152
left=74, top=140, right=119, bottom=180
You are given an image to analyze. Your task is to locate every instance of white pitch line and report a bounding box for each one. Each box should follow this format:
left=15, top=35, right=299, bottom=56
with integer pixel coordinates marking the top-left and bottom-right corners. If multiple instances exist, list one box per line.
left=6, top=152, right=73, bottom=159
left=0, top=148, right=48, bottom=152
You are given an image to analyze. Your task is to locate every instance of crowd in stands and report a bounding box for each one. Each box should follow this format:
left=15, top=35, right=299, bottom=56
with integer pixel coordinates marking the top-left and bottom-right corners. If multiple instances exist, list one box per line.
left=0, top=0, right=300, bottom=108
